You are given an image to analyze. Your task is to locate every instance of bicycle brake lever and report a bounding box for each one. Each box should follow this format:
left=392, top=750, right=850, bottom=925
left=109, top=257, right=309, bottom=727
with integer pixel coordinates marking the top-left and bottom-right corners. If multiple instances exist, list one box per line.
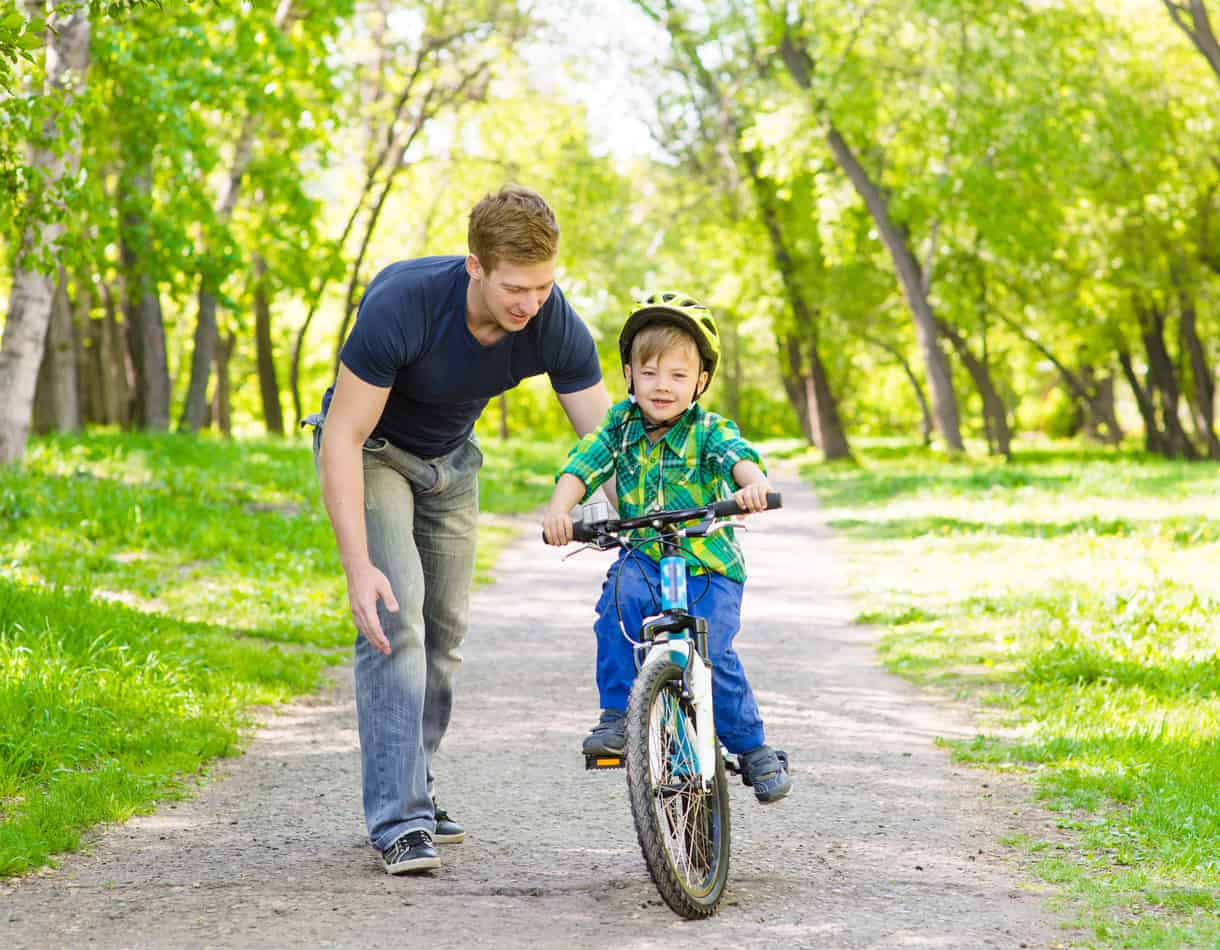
left=686, top=518, right=747, bottom=539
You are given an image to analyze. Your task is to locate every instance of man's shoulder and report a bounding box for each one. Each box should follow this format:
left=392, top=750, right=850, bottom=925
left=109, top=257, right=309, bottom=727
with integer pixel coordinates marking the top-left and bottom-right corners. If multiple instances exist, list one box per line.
left=365, top=256, right=467, bottom=298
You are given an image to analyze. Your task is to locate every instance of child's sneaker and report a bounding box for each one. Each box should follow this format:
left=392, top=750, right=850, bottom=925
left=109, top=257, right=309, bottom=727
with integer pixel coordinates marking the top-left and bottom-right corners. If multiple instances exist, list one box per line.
left=432, top=798, right=464, bottom=844
left=581, top=708, right=627, bottom=755
left=382, top=829, right=440, bottom=874
left=738, top=745, right=792, bottom=803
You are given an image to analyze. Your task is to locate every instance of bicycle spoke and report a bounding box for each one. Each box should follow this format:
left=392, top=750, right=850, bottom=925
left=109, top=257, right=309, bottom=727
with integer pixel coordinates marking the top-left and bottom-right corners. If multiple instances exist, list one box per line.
left=648, top=684, right=716, bottom=882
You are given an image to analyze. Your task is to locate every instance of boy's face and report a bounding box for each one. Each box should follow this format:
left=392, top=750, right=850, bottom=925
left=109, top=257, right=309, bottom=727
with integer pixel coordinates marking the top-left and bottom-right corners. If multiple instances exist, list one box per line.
left=626, top=339, right=708, bottom=429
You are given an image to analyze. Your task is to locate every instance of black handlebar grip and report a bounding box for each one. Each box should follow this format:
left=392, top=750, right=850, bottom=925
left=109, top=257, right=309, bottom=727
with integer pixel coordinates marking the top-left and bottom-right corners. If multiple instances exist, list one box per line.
left=541, top=522, right=600, bottom=543
left=572, top=521, right=598, bottom=543
left=709, top=491, right=783, bottom=518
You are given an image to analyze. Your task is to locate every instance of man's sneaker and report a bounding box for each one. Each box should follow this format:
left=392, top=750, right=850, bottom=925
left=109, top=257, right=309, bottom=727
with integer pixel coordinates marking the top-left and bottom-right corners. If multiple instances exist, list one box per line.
left=382, top=829, right=440, bottom=875
left=582, top=708, right=627, bottom=756
left=432, top=798, right=465, bottom=844
left=738, top=745, right=792, bottom=804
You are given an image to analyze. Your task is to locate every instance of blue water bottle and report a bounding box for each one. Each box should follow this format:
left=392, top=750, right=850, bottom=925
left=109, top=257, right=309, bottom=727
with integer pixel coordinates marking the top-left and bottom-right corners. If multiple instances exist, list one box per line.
left=660, top=556, right=687, bottom=611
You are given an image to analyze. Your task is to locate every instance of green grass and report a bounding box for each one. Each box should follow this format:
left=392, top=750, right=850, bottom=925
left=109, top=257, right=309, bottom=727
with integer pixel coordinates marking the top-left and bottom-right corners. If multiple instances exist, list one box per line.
left=0, top=429, right=566, bottom=876
left=800, top=442, right=1220, bottom=948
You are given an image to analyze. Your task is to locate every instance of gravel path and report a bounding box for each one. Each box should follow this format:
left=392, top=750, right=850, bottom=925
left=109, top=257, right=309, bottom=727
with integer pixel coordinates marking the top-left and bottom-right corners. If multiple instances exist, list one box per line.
left=2, top=475, right=1066, bottom=948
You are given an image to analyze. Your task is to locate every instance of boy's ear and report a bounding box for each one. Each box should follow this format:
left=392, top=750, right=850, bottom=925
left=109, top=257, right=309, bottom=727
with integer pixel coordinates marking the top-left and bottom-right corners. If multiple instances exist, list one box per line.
left=624, top=364, right=633, bottom=394
left=695, top=368, right=709, bottom=399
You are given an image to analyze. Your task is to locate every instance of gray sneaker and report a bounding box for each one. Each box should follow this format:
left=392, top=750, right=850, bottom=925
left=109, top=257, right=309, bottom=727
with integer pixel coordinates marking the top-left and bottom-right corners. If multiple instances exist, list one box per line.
left=738, top=745, right=792, bottom=804
left=582, top=708, right=627, bottom=756
left=383, top=829, right=440, bottom=875
left=432, top=798, right=465, bottom=844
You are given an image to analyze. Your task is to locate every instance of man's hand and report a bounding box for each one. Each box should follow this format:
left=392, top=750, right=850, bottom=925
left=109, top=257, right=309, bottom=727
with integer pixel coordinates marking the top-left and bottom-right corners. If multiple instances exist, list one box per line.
left=345, top=561, right=399, bottom=655
left=733, top=481, right=771, bottom=514
left=542, top=508, right=575, bottom=546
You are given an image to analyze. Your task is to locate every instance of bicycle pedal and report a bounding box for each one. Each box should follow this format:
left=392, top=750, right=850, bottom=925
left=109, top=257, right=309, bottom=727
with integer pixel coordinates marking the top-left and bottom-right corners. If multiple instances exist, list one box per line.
left=585, top=753, right=625, bottom=770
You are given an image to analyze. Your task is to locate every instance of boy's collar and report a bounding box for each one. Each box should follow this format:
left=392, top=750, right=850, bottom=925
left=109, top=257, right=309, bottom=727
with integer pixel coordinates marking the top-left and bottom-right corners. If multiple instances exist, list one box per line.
left=625, top=400, right=700, bottom=450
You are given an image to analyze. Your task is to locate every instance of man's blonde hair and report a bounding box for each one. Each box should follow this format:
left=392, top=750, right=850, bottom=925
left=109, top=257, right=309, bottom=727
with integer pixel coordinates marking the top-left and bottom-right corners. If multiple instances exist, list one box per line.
left=467, top=184, right=559, bottom=273
left=630, top=323, right=702, bottom=370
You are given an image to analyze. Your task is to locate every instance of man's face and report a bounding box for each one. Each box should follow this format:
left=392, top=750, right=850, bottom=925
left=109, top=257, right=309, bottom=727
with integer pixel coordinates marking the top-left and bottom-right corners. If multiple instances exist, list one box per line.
left=467, top=255, right=556, bottom=333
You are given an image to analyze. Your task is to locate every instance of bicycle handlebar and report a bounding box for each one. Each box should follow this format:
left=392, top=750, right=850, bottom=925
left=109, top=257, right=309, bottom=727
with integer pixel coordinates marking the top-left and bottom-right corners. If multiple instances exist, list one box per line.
left=569, top=491, right=783, bottom=544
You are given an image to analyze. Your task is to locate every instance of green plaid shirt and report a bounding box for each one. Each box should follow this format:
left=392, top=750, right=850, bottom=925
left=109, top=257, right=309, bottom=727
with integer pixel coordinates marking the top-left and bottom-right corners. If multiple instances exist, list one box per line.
left=559, top=399, right=763, bottom=582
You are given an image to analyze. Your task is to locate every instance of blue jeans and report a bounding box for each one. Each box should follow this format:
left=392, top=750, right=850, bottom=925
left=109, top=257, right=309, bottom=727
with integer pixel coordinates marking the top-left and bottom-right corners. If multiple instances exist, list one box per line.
left=313, top=423, right=481, bottom=852
left=592, top=551, right=766, bottom=755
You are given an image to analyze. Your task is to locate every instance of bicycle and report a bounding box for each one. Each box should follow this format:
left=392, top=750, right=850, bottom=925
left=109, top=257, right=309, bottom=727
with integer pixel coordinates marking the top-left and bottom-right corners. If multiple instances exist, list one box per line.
left=561, top=491, right=783, bottom=919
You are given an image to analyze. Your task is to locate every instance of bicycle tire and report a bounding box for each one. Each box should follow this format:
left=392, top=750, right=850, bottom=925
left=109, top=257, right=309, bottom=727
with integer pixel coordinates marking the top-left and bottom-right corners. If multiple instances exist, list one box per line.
left=625, top=658, right=731, bottom=918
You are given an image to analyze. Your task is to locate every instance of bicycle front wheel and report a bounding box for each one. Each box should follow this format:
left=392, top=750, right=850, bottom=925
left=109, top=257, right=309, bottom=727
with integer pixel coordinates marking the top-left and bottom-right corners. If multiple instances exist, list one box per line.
left=625, top=658, right=730, bottom=919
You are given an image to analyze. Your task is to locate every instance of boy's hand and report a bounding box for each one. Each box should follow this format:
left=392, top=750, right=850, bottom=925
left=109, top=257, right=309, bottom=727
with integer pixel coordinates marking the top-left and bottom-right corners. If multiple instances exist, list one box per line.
left=542, top=509, right=575, bottom=546
left=733, top=482, right=770, bottom=514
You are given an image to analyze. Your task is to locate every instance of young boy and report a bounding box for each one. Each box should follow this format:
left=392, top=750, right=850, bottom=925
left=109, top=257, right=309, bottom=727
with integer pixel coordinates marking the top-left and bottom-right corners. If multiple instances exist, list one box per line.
left=541, top=291, right=791, bottom=803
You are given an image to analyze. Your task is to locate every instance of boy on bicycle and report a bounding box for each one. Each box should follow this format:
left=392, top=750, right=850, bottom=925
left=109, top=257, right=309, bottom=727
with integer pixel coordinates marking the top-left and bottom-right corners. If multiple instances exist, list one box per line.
left=541, top=291, right=792, bottom=803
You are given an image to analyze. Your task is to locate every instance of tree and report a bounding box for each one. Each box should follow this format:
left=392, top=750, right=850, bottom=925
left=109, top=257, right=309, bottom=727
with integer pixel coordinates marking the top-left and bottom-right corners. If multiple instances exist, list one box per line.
left=1163, top=0, right=1220, bottom=81
left=0, top=2, right=89, bottom=464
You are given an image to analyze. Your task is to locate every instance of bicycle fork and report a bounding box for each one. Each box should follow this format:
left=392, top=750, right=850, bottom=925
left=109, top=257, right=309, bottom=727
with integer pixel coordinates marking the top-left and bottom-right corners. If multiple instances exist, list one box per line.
left=641, top=553, right=717, bottom=787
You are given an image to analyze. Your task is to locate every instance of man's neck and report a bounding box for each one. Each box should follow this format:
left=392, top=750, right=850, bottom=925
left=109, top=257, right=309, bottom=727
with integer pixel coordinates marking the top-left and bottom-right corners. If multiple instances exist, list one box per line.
left=465, top=280, right=506, bottom=346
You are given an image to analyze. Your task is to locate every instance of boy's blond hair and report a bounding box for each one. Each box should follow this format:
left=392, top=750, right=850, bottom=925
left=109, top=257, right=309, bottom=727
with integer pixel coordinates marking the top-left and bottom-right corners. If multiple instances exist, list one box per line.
left=467, top=184, right=559, bottom=274
left=630, top=322, right=702, bottom=371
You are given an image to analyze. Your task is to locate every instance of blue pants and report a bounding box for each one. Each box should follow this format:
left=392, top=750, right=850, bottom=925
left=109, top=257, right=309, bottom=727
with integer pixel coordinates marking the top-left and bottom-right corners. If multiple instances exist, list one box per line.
left=593, top=551, right=766, bottom=755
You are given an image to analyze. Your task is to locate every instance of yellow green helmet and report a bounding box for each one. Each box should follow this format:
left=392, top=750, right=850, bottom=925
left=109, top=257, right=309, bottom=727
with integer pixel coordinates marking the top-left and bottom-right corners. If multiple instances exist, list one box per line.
left=618, top=290, right=721, bottom=388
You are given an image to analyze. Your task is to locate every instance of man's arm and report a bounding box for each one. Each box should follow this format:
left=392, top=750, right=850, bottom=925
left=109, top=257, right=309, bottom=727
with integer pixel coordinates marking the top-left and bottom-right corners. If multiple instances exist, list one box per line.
left=556, top=381, right=618, bottom=510
left=319, top=364, right=396, bottom=655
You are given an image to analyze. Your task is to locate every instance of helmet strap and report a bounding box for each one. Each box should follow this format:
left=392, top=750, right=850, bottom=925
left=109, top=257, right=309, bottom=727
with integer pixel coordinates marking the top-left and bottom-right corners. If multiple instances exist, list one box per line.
left=632, top=398, right=692, bottom=433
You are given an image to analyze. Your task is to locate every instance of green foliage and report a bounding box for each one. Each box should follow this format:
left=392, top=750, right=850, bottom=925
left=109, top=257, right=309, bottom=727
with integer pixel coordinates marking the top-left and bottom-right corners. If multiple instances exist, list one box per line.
left=0, top=428, right=567, bottom=875
left=804, top=443, right=1220, bottom=946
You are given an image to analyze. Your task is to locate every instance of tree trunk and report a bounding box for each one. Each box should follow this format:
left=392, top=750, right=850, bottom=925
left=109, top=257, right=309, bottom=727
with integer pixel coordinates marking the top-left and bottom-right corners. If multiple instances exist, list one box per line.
left=211, top=331, right=236, bottom=437
left=33, top=270, right=79, bottom=434
left=179, top=116, right=256, bottom=432
left=1177, top=287, right=1220, bottom=458
left=1080, top=367, right=1123, bottom=445
left=1118, top=349, right=1168, bottom=455
left=805, top=340, right=852, bottom=460
left=290, top=41, right=435, bottom=427
left=498, top=393, right=509, bottom=441
left=0, top=6, right=90, bottom=464
left=75, top=283, right=104, bottom=425
left=823, top=126, right=963, bottom=451
left=860, top=333, right=933, bottom=445
left=101, top=283, right=134, bottom=427
left=775, top=33, right=962, bottom=451
left=779, top=337, right=814, bottom=445
left=119, top=162, right=170, bottom=430
left=253, top=254, right=285, bottom=435
left=331, top=86, right=449, bottom=371
left=180, top=0, right=299, bottom=433
left=1163, top=1, right=1220, bottom=82
left=723, top=315, right=742, bottom=423
left=737, top=148, right=850, bottom=460
left=1136, top=299, right=1197, bottom=459
left=936, top=319, right=1011, bottom=458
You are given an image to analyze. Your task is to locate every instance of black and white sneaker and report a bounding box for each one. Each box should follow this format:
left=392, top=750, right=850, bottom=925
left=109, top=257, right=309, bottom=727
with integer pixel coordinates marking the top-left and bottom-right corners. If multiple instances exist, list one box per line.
left=432, top=798, right=465, bottom=844
left=382, top=829, right=440, bottom=875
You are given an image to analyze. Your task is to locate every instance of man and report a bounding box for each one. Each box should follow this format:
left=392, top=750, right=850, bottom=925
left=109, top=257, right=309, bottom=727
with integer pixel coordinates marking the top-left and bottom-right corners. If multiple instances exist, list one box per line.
left=310, top=185, right=611, bottom=874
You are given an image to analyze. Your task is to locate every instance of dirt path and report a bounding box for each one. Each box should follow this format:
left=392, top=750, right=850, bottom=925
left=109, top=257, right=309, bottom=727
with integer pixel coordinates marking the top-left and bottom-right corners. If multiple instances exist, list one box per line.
left=2, top=476, right=1065, bottom=948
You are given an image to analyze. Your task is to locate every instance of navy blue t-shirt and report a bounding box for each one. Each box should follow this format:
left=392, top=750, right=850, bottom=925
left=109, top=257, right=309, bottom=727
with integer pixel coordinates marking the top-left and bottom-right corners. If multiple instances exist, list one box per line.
left=322, top=256, right=602, bottom=458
